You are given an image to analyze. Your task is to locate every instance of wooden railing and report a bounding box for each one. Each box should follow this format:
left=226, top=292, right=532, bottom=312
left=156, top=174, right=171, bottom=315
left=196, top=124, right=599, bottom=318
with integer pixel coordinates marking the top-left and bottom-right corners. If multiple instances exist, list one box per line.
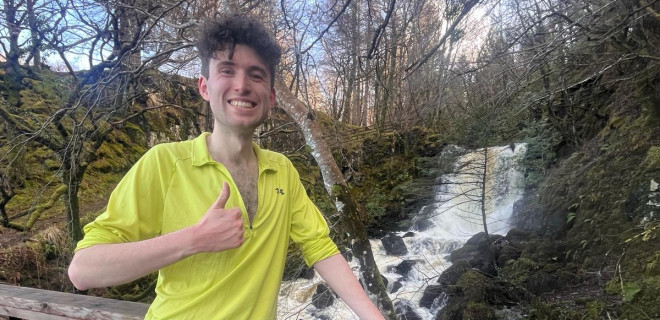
left=0, top=284, right=148, bottom=320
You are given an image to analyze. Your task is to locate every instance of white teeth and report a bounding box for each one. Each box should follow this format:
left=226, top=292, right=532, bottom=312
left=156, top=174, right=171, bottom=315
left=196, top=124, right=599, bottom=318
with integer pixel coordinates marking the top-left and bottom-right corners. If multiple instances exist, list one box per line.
left=230, top=100, right=253, bottom=109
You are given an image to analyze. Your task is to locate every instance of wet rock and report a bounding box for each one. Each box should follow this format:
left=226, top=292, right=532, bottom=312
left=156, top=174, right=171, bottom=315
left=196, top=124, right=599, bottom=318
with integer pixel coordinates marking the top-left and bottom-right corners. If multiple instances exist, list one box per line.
left=381, top=233, right=408, bottom=256
left=505, top=228, right=534, bottom=243
left=497, top=244, right=523, bottom=267
left=311, top=284, right=335, bottom=309
left=395, top=300, right=423, bottom=320
left=448, top=244, right=480, bottom=262
left=434, top=270, right=528, bottom=320
left=449, top=232, right=502, bottom=276
left=465, top=232, right=488, bottom=245
left=390, top=281, right=403, bottom=293
left=438, top=260, right=471, bottom=285
left=393, top=260, right=419, bottom=279
left=300, top=266, right=316, bottom=279
left=402, top=231, right=416, bottom=238
left=420, top=285, right=444, bottom=308
left=509, top=194, right=545, bottom=234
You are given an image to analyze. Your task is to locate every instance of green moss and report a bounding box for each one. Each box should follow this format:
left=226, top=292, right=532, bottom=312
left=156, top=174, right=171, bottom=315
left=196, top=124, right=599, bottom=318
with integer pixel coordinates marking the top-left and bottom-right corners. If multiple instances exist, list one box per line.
left=646, top=251, right=660, bottom=277
left=463, top=302, right=496, bottom=320
left=44, top=159, right=59, bottom=170
left=529, top=302, right=582, bottom=320
left=605, top=278, right=620, bottom=295
left=642, top=146, right=660, bottom=171
left=501, top=257, right=539, bottom=286
left=365, top=189, right=388, bottom=222
left=619, top=276, right=660, bottom=319
left=584, top=300, right=605, bottom=319
left=457, top=271, right=490, bottom=302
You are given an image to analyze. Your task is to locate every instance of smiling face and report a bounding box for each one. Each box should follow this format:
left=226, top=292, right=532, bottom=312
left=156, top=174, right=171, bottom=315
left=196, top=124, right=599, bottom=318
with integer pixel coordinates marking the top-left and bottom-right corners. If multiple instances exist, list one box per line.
left=198, top=44, right=276, bottom=136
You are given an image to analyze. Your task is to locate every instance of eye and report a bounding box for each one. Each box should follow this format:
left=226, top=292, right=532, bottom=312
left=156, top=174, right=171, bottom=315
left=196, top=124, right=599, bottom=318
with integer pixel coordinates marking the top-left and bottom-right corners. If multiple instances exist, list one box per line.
left=250, top=73, right=265, bottom=82
left=219, top=68, right=234, bottom=75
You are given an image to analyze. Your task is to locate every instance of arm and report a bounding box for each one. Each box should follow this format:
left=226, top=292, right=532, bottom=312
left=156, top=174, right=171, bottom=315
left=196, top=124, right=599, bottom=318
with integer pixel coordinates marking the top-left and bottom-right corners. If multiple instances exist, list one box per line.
left=69, top=227, right=194, bottom=290
left=68, top=183, right=243, bottom=290
left=314, top=254, right=385, bottom=320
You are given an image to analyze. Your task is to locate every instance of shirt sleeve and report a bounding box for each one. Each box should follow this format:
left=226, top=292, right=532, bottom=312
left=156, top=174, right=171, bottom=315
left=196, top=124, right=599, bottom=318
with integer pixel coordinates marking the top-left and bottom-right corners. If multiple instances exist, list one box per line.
left=288, top=161, right=340, bottom=267
left=75, top=145, right=172, bottom=252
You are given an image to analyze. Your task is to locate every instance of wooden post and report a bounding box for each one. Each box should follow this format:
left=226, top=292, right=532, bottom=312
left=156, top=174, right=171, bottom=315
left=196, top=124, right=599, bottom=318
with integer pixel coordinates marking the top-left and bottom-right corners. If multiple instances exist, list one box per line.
left=0, top=284, right=148, bottom=320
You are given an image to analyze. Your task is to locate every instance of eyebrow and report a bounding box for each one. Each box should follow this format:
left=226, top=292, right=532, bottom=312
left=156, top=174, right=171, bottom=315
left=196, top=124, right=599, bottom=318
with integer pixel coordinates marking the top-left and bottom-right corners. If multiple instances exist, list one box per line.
left=215, top=61, right=235, bottom=68
left=215, top=61, right=268, bottom=77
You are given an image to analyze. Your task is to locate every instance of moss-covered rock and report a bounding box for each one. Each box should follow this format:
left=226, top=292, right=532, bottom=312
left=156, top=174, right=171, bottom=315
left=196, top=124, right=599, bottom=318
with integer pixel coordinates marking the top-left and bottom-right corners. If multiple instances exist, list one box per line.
left=435, top=270, right=527, bottom=320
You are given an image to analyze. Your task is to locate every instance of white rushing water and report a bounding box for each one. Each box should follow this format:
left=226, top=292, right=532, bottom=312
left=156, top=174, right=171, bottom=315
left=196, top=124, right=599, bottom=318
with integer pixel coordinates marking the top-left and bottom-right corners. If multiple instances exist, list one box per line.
left=277, top=143, right=527, bottom=320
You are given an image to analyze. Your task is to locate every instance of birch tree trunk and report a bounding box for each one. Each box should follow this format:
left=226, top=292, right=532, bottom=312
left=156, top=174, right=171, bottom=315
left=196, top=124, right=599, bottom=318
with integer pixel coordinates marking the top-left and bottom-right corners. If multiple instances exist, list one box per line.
left=275, top=76, right=396, bottom=319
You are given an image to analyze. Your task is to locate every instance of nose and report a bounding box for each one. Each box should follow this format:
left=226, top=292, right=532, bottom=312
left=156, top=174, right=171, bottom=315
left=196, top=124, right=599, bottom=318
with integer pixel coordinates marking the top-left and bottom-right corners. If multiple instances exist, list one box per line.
left=232, top=71, right=251, bottom=93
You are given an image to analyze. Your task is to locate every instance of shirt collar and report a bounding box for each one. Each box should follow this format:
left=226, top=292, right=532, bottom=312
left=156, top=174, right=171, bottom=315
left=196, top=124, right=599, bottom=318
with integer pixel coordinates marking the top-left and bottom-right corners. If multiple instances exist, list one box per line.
left=191, top=132, right=277, bottom=173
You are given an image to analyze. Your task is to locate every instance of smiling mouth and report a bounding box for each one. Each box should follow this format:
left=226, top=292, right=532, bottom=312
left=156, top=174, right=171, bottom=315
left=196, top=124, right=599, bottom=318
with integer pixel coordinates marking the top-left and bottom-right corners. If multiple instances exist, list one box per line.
left=229, top=100, right=255, bottom=109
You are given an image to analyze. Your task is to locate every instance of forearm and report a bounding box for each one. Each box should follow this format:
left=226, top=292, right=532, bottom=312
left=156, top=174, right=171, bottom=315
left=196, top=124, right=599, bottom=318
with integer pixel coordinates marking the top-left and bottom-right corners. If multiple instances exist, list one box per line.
left=313, top=254, right=385, bottom=320
left=68, top=226, right=197, bottom=290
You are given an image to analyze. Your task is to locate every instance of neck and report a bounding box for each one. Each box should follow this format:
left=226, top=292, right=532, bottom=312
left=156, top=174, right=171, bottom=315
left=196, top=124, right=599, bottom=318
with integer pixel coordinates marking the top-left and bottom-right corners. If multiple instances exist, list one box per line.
left=206, top=128, right=255, bottom=166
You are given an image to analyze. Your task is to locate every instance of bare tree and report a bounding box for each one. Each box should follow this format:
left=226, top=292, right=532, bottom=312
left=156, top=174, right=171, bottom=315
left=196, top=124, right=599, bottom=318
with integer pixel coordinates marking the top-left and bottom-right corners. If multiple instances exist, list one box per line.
left=275, top=75, right=396, bottom=319
left=0, top=0, right=201, bottom=241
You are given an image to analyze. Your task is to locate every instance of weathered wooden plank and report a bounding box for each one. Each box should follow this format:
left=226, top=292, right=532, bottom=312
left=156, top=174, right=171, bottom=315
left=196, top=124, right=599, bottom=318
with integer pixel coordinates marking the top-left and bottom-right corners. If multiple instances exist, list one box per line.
left=0, top=284, right=148, bottom=320
left=0, top=306, right=72, bottom=320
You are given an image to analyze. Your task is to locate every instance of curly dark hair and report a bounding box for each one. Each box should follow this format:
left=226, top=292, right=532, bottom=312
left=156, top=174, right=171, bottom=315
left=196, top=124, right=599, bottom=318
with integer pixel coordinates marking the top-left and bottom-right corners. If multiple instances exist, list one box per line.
left=196, top=14, right=281, bottom=88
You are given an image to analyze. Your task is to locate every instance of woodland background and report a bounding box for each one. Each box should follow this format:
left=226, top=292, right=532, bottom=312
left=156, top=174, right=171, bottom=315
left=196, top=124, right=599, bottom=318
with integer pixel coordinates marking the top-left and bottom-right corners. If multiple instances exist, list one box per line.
left=0, top=0, right=658, bottom=319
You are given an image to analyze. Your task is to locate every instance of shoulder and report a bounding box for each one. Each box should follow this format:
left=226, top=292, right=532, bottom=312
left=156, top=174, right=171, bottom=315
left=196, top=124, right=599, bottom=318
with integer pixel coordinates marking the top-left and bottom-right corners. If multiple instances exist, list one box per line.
left=259, top=148, right=292, bottom=168
left=137, top=139, right=194, bottom=169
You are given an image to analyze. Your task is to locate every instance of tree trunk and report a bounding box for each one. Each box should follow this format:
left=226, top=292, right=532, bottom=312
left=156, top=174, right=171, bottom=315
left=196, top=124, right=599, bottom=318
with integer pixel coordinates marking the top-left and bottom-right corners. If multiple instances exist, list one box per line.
left=116, top=0, right=142, bottom=70
left=27, top=0, right=41, bottom=70
left=0, top=187, right=12, bottom=227
left=63, top=165, right=83, bottom=242
left=3, top=0, right=23, bottom=78
left=480, top=146, right=490, bottom=240
left=341, top=0, right=360, bottom=124
left=275, top=76, right=396, bottom=319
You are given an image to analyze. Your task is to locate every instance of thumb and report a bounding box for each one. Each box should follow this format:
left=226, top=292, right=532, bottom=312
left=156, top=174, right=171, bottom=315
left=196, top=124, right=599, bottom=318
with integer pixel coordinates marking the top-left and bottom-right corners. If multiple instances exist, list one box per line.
left=211, top=182, right=230, bottom=209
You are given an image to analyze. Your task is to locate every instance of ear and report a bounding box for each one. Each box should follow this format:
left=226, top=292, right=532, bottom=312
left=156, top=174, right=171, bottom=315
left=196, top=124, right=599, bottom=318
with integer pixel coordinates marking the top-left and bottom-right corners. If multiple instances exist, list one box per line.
left=198, top=76, right=210, bottom=101
left=269, top=88, right=276, bottom=109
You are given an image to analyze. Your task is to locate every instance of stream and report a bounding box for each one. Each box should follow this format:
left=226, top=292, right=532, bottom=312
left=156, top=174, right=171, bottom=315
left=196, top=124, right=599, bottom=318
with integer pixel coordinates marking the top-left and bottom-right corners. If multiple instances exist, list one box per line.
left=278, top=143, right=527, bottom=319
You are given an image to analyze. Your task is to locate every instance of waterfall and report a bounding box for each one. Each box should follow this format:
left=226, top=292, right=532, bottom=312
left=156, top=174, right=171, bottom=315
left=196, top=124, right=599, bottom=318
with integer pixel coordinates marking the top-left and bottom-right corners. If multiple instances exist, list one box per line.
left=277, top=143, right=527, bottom=319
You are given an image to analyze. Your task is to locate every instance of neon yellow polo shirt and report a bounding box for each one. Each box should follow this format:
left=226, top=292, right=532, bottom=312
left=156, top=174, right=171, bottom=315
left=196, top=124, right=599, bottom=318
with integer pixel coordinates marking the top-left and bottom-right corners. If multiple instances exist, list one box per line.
left=76, top=133, right=339, bottom=319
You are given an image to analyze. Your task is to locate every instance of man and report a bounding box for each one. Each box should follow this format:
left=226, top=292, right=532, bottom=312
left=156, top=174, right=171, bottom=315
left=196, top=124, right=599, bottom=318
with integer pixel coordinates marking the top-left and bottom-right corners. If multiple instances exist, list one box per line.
left=68, top=14, right=385, bottom=320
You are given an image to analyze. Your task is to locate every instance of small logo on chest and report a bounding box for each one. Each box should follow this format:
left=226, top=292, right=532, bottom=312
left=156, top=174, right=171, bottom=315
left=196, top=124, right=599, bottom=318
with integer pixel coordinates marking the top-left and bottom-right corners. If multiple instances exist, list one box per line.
left=275, top=188, right=285, bottom=195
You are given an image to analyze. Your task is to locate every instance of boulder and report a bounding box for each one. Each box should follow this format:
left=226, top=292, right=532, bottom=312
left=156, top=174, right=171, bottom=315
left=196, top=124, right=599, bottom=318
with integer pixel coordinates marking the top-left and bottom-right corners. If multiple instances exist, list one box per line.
left=419, top=285, right=444, bottom=308
left=300, top=266, right=316, bottom=280
left=438, top=260, right=471, bottom=285
left=390, top=281, right=403, bottom=293
left=381, top=233, right=408, bottom=256
left=311, top=284, right=335, bottom=309
left=449, top=232, right=502, bottom=276
left=497, top=244, right=523, bottom=267
left=434, top=270, right=528, bottom=320
left=395, top=301, right=423, bottom=320
left=505, top=228, right=533, bottom=243
left=393, top=260, right=419, bottom=280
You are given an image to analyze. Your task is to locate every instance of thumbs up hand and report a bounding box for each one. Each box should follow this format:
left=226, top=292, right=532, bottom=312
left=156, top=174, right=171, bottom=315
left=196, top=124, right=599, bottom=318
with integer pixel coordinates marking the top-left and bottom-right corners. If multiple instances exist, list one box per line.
left=190, top=182, right=244, bottom=253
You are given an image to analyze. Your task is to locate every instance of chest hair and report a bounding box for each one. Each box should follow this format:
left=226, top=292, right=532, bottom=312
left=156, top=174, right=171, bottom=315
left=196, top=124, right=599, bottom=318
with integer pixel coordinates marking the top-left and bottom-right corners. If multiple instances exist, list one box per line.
left=226, top=163, right=259, bottom=224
